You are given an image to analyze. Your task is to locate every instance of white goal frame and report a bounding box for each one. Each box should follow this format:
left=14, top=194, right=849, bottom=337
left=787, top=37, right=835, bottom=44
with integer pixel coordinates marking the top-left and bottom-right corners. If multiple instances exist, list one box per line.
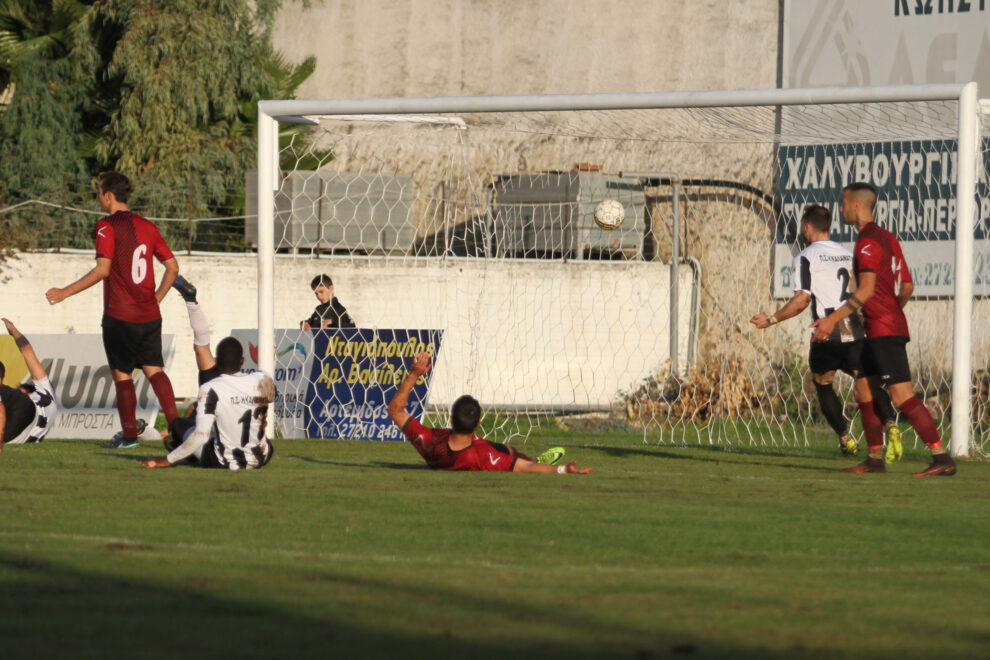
left=256, top=83, right=981, bottom=456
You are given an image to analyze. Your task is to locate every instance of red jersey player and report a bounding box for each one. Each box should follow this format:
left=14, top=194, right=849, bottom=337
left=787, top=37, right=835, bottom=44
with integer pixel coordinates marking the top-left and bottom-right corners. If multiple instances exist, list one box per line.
left=46, top=171, right=181, bottom=449
left=387, top=352, right=592, bottom=475
left=811, top=182, right=956, bottom=477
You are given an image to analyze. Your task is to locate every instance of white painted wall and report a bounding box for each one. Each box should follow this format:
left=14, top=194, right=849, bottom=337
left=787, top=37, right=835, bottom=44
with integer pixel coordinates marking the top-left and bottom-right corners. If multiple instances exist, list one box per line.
left=6, top=252, right=693, bottom=405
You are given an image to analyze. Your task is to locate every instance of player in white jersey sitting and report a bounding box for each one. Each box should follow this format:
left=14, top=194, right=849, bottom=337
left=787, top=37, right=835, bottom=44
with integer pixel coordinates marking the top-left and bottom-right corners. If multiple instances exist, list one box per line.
left=141, top=337, right=275, bottom=470
left=0, top=318, right=59, bottom=450
left=751, top=205, right=900, bottom=460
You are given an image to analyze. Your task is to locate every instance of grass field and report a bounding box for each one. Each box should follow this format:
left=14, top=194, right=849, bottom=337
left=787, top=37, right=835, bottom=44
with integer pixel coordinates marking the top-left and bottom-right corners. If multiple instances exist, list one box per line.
left=1, top=438, right=988, bottom=659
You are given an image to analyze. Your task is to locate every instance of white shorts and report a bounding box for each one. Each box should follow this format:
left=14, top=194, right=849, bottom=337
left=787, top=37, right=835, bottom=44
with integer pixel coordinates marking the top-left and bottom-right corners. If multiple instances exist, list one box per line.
left=10, top=376, right=59, bottom=444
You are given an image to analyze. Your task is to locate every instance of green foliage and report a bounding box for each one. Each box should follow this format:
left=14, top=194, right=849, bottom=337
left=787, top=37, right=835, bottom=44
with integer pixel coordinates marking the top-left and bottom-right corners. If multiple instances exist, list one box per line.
left=1, top=0, right=322, bottom=254
left=0, top=1, right=93, bottom=251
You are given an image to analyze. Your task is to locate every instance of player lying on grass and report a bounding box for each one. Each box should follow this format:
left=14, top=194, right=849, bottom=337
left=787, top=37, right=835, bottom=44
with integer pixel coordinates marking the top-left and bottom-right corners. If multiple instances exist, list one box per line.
left=0, top=319, right=59, bottom=451
left=387, top=352, right=591, bottom=474
left=141, top=337, right=275, bottom=470
left=750, top=204, right=902, bottom=462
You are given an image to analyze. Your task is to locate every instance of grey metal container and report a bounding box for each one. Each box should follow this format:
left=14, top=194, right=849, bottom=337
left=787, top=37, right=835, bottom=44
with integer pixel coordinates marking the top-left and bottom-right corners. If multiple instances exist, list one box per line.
left=491, top=171, right=646, bottom=259
left=246, top=171, right=414, bottom=253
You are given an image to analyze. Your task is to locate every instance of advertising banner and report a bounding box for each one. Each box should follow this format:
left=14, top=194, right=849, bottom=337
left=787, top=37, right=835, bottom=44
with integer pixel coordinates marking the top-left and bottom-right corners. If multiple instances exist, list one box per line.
left=233, top=328, right=442, bottom=440
left=305, top=328, right=442, bottom=441
left=775, top=139, right=990, bottom=297
left=0, top=334, right=172, bottom=440
left=782, top=1, right=990, bottom=90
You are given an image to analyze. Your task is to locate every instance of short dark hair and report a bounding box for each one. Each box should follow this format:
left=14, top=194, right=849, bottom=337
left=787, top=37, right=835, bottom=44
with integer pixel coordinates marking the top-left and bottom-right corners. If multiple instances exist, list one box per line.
left=215, top=337, right=244, bottom=373
left=801, top=204, right=832, bottom=233
left=311, top=274, right=333, bottom=289
left=99, top=171, right=133, bottom=203
left=0, top=360, right=5, bottom=379
left=843, top=181, right=877, bottom=212
left=451, top=395, right=482, bottom=434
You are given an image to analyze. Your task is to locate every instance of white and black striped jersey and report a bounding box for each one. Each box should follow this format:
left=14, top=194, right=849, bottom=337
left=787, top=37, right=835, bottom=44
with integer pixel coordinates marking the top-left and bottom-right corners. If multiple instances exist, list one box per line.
left=193, top=371, right=272, bottom=470
left=792, top=240, right=865, bottom=343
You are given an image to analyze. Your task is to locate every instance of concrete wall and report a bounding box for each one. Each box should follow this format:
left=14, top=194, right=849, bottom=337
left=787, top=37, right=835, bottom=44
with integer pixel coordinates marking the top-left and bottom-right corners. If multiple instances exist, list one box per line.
left=5, top=252, right=693, bottom=405
left=273, top=0, right=780, bottom=100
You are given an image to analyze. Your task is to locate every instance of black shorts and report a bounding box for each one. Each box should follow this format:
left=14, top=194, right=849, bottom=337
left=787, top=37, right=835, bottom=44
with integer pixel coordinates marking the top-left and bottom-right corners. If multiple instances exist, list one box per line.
left=808, top=340, right=863, bottom=377
left=861, top=336, right=912, bottom=385
left=102, top=315, right=165, bottom=372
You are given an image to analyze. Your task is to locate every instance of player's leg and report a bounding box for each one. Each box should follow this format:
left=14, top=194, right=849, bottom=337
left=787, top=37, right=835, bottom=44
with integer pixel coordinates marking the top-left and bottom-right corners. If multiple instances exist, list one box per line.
left=886, top=381, right=955, bottom=477
left=874, top=337, right=954, bottom=476
left=142, top=364, right=179, bottom=425
left=102, top=317, right=142, bottom=449
left=135, top=318, right=179, bottom=425
left=2, top=318, right=47, bottom=381
left=873, top=386, right=902, bottom=463
left=173, top=276, right=218, bottom=372
left=809, top=344, right=856, bottom=455
left=842, top=340, right=886, bottom=473
left=811, top=370, right=853, bottom=451
left=488, top=440, right=542, bottom=463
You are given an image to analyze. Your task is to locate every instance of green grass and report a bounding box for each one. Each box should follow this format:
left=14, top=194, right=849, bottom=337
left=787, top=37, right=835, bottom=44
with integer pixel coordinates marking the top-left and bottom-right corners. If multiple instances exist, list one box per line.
left=1, top=439, right=988, bottom=659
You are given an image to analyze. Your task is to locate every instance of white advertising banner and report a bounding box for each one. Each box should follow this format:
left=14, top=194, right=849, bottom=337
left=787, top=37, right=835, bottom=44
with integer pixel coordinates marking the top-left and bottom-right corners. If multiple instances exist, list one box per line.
left=783, top=1, right=990, bottom=89
left=0, top=334, right=174, bottom=440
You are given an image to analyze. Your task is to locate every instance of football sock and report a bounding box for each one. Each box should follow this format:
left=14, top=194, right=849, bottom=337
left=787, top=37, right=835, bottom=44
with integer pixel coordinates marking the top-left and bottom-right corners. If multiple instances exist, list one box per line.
left=898, top=395, right=942, bottom=449
left=185, top=301, right=211, bottom=346
left=814, top=382, right=847, bottom=436
left=114, top=380, right=139, bottom=438
left=857, top=400, right=884, bottom=450
left=873, top=386, right=897, bottom=426
left=149, top=372, right=179, bottom=424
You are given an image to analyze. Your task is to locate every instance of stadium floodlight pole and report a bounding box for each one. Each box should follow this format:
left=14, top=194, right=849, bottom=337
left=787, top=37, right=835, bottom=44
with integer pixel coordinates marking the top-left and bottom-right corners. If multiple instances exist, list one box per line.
left=257, top=107, right=277, bottom=434
left=951, top=81, right=979, bottom=457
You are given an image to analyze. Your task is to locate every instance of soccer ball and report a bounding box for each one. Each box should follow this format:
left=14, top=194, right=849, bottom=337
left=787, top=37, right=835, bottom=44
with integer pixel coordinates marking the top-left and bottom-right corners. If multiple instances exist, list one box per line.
left=594, top=199, right=625, bottom=230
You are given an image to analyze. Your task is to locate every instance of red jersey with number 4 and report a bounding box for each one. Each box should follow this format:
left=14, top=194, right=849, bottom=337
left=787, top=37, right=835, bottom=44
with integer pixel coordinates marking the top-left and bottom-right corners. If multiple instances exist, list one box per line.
left=854, top=223, right=912, bottom=338
left=94, top=211, right=174, bottom=323
left=401, top=417, right=516, bottom=471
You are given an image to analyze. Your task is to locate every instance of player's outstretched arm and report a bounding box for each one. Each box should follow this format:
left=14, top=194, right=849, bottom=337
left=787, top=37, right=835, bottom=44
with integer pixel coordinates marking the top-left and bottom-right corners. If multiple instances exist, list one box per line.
left=46, top=258, right=112, bottom=304
left=2, top=318, right=47, bottom=381
left=513, top=459, right=592, bottom=475
left=387, top=352, right=431, bottom=429
left=751, top=291, right=810, bottom=329
left=141, top=429, right=211, bottom=468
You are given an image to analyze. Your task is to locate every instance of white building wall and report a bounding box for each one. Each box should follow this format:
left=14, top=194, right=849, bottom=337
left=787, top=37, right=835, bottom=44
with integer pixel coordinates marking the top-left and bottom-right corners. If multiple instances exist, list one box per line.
left=6, top=252, right=691, bottom=404
left=273, top=0, right=780, bottom=100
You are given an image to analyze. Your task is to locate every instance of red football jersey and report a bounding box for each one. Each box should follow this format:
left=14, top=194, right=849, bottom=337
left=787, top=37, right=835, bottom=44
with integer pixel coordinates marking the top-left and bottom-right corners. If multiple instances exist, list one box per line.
left=402, top=417, right=516, bottom=472
left=854, top=223, right=912, bottom=338
left=94, top=211, right=174, bottom=323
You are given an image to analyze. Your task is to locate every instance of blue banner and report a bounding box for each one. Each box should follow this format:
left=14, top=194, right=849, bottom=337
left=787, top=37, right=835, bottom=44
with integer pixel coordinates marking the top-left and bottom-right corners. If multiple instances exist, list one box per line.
left=304, top=328, right=443, bottom=441
left=774, top=139, right=990, bottom=297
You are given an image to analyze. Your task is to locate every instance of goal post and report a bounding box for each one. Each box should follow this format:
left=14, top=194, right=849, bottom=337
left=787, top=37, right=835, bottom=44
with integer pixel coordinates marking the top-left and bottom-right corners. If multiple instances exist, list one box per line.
left=256, top=84, right=986, bottom=456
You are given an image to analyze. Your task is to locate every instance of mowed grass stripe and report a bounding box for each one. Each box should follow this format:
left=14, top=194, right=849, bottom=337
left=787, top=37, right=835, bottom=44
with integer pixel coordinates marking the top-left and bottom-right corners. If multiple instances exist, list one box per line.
left=1, top=439, right=987, bottom=659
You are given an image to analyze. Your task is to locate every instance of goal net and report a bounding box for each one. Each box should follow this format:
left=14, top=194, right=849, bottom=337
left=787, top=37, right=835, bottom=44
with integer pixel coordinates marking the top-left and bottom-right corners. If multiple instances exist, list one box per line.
left=254, top=86, right=989, bottom=456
